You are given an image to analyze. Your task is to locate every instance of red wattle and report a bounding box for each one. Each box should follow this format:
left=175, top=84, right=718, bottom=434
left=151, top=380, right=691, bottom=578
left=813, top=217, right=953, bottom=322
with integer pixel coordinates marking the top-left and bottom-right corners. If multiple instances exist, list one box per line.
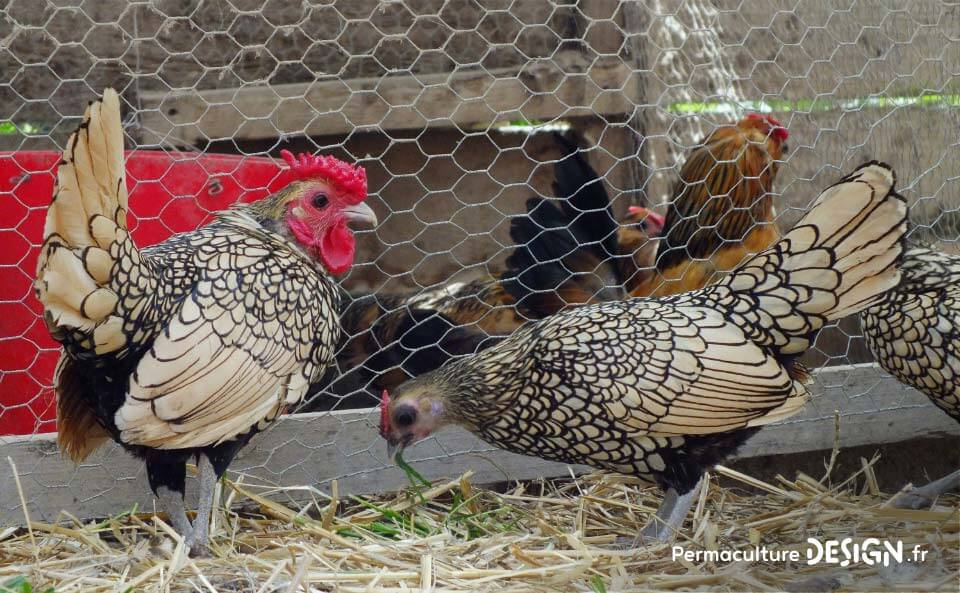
left=646, top=210, right=666, bottom=230
left=379, top=389, right=391, bottom=437
left=320, top=221, right=355, bottom=276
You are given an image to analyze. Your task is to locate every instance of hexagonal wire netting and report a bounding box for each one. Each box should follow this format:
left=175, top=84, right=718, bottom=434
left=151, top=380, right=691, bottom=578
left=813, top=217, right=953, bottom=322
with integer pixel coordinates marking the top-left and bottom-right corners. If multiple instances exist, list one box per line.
left=0, top=0, right=958, bottom=520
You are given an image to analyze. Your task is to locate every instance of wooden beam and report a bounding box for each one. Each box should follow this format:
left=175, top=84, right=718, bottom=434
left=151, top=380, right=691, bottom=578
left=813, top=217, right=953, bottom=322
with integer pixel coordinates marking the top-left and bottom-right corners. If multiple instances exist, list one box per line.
left=1, top=363, right=956, bottom=525
left=137, top=52, right=637, bottom=147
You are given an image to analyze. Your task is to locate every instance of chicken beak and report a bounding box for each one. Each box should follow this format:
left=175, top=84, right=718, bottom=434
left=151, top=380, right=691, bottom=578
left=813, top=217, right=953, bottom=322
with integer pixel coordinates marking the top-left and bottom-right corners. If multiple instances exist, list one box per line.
left=342, top=202, right=378, bottom=227
left=387, top=438, right=408, bottom=465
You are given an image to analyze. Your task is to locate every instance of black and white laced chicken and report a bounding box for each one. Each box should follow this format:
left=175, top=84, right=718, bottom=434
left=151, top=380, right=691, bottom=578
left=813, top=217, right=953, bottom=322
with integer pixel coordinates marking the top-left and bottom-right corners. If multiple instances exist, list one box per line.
left=35, top=90, right=377, bottom=555
left=861, top=246, right=960, bottom=507
left=382, top=162, right=907, bottom=542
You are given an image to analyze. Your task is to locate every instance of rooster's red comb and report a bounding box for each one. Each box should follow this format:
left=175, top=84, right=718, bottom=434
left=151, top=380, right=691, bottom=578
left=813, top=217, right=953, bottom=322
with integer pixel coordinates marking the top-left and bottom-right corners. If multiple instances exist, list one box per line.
left=379, top=389, right=391, bottom=438
left=744, top=113, right=789, bottom=142
left=280, top=149, right=367, bottom=204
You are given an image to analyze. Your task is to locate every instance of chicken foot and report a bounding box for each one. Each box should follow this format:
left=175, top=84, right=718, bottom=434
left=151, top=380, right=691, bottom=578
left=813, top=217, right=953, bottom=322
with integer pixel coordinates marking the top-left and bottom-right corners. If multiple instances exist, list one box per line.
left=893, top=469, right=960, bottom=509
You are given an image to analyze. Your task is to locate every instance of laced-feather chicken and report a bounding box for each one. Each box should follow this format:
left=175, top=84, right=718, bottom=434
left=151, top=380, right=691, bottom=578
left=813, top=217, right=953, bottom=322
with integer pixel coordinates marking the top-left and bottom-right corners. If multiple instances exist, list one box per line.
left=861, top=247, right=960, bottom=507
left=35, top=90, right=377, bottom=555
left=634, top=113, right=789, bottom=297
left=382, top=162, right=906, bottom=542
left=307, top=139, right=662, bottom=404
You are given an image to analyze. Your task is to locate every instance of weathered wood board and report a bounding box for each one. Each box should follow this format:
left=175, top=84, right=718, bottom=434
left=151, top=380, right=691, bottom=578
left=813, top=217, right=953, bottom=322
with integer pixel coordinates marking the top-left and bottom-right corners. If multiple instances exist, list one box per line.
left=2, top=363, right=956, bottom=526
left=136, top=52, right=638, bottom=146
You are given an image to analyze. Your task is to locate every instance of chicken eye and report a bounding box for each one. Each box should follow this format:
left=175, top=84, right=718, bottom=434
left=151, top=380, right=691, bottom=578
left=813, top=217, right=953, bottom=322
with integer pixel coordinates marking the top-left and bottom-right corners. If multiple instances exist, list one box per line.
left=394, top=406, right=417, bottom=428
left=311, top=193, right=329, bottom=209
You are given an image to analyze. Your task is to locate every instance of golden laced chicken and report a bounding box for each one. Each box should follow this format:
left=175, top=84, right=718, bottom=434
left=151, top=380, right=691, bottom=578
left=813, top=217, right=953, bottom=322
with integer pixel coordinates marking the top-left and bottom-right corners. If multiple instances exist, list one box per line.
left=634, top=113, right=788, bottom=297
left=861, top=247, right=960, bottom=507
left=34, top=89, right=377, bottom=555
left=382, top=162, right=906, bottom=542
left=308, top=136, right=662, bottom=403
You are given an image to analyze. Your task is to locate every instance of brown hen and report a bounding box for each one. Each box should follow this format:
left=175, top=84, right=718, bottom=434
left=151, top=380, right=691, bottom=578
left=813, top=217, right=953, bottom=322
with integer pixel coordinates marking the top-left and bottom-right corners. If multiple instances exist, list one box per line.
left=636, top=113, right=789, bottom=297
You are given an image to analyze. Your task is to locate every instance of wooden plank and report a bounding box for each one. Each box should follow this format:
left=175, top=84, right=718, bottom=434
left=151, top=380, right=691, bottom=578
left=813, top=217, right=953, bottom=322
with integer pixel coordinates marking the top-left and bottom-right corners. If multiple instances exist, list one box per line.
left=137, top=52, right=638, bottom=146
left=1, top=363, right=956, bottom=525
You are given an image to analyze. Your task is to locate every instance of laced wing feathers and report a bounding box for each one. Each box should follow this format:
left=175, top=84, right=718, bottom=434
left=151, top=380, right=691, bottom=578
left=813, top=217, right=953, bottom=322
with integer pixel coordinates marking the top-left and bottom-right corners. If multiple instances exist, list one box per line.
left=42, top=90, right=128, bottom=246
left=115, top=258, right=337, bottom=450
left=897, top=247, right=960, bottom=292
left=526, top=301, right=806, bottom=439
left=709, top=161, right=906, bottom=354
left=36, top=88, right=153, bottom=358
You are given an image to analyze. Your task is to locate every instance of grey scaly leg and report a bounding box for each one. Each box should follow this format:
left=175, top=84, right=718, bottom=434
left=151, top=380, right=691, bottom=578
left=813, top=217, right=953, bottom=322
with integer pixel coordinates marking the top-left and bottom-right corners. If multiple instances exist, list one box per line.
left=894, top=469, right=960, bottom=509
left=186, top=455, right=218, bottom=557
left=640, top=478, right=703, bottom=542
left=156, top=485, right=193, bottom=544
left=639, top=487, right=679, bottom=542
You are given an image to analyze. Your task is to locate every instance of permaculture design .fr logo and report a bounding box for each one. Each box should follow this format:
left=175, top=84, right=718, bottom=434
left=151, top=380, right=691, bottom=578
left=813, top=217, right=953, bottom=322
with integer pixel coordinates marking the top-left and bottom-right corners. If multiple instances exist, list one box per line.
left=673, top=538, right=927, bottom=567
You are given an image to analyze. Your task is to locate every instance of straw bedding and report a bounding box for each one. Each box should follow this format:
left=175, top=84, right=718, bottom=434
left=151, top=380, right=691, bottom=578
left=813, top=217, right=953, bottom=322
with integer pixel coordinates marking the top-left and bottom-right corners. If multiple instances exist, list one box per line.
left=0, top=457, right=957, bottom=593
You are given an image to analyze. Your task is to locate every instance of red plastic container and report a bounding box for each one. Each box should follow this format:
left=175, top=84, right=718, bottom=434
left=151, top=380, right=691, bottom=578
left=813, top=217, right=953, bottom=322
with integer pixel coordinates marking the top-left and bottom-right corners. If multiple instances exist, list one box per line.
left=0, top=150, right=289, bottom=436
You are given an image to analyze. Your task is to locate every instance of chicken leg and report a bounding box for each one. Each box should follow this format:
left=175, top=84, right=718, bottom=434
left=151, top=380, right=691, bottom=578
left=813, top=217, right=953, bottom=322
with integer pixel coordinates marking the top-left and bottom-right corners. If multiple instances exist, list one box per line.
left=186, top=454, right=218, bottom=557
left=640, top=479, right=702, bottom=542
left=156, top=485, right=194, bottom=543
left=894, top=469, right=960, bottom=509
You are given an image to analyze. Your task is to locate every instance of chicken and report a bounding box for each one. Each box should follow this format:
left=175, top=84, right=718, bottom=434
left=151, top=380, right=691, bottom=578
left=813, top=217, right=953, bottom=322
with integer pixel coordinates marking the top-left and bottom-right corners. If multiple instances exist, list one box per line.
left=501, top=117, right=785, bottom=310
left=619, top=205, right=666, bottom=293
left=34, top=89, right=376, bottom=555
left=861, top=247, right=960, bottom=508
left=382, top=162, right=906, bottom=542
left=635, top=113, right=789, bottom=297
left=502, top=132, right=663, bottom=318
left=306, top=138, right=662, bottom=405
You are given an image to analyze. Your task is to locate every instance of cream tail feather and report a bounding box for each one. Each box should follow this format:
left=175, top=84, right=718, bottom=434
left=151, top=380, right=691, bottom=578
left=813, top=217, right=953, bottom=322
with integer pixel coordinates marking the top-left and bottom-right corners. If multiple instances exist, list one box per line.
left=725, top=162, right=906, bottom=430
left=35, top=88, right=135, bottom=355
left=719, top=162, right=907, bottom=357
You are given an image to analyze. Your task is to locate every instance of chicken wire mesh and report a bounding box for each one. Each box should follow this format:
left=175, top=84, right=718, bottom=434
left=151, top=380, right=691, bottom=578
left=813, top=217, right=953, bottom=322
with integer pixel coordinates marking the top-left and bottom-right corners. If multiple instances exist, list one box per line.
left=0, top=0, right=958, bottom=521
